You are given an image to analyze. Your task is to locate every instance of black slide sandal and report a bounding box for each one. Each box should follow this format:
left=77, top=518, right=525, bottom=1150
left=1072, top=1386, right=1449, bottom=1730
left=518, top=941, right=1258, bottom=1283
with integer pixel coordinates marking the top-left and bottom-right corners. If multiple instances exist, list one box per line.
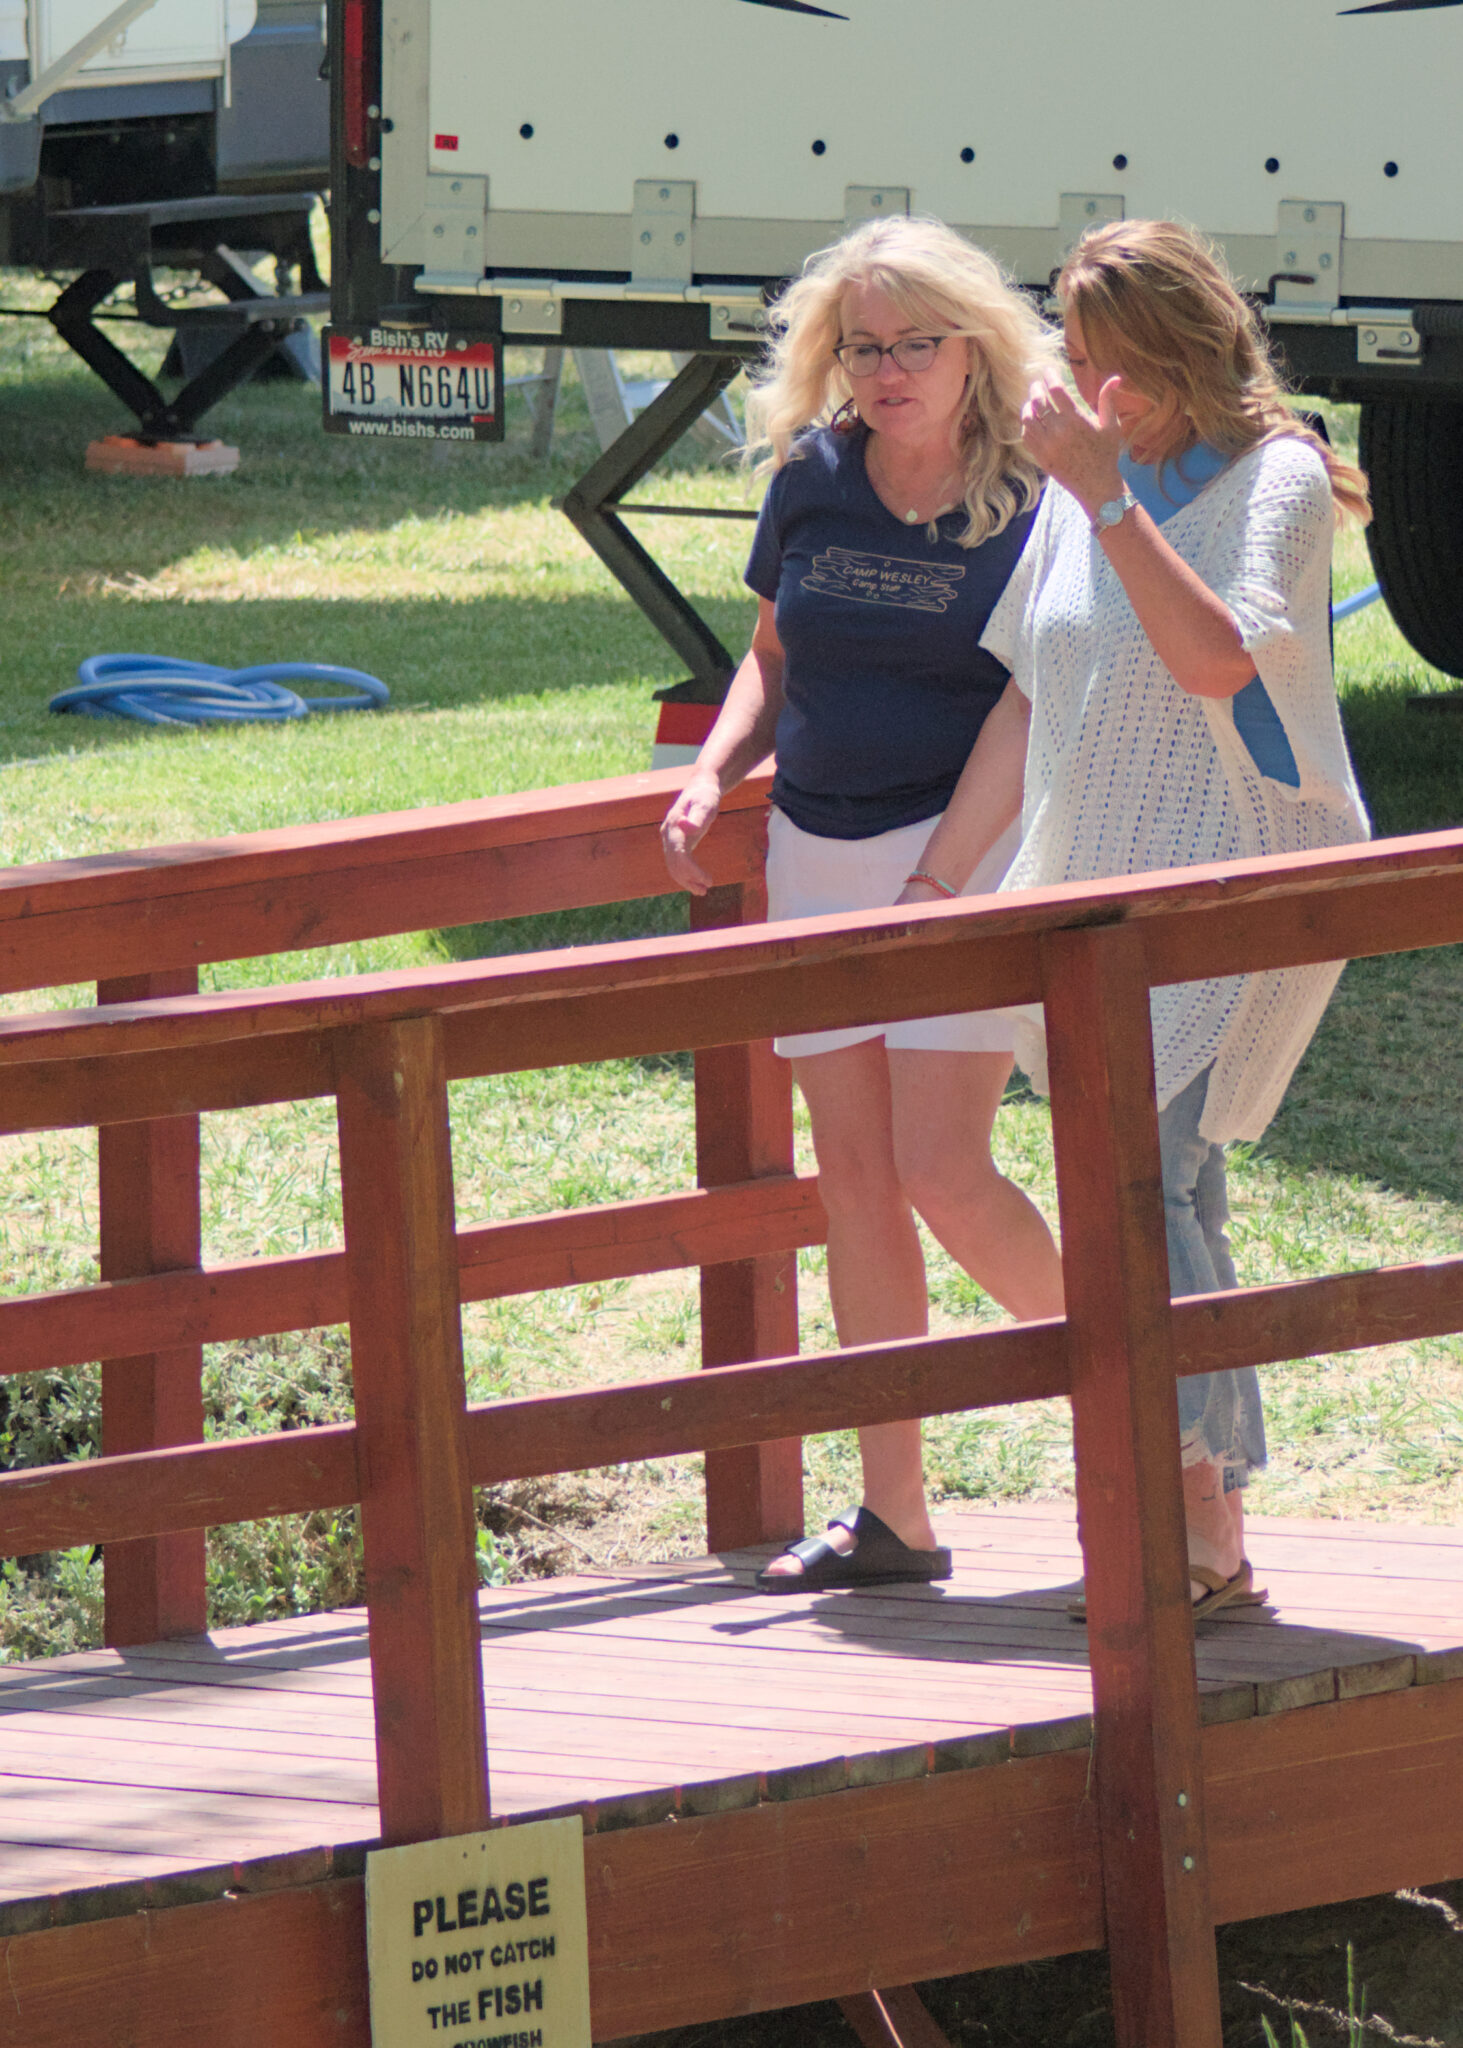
left=754, top=1506, right=952, bottom=1594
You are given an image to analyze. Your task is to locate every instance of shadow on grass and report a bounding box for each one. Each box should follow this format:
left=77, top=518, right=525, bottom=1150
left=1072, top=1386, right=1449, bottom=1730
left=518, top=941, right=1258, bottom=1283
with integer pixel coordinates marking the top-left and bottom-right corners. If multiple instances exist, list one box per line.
left=0, top=355, right=741, bottom=567
left=1257, top=945, right=1463, bottom=1210
left=1342, top=673, right=1463, bottom=839
left=1254, top=679, right=1463, bottom=1208
left=0, top=355, right=754, bottom=767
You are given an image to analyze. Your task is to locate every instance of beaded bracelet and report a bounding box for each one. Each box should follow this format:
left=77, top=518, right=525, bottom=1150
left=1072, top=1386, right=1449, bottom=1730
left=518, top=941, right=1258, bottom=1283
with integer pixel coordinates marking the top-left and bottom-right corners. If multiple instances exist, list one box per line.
left=906, top=869, right=959, bottom=899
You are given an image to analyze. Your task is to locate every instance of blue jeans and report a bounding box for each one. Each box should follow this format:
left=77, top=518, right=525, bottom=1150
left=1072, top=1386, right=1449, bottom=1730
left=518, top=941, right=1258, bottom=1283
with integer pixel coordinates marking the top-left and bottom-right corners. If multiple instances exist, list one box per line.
left=1157, top=1067, right=1267, bottom=1490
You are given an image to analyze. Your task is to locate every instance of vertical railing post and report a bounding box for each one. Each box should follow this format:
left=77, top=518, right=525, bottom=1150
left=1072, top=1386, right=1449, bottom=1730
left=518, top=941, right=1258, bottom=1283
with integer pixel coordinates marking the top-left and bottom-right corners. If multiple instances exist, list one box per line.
left=97, top=969, right=207, bottom=1646
left=1040, top=924, right=1223, bottom=2048
left=690, top=876, right=803, bottom=1552
left=336, top=1014, right=490, bottom=1845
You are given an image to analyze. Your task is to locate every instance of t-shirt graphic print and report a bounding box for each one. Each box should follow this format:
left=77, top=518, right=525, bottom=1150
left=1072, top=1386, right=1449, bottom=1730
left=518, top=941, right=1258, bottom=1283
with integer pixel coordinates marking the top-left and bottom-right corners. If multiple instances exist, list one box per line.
left=801, top=547, right=966, bottom=614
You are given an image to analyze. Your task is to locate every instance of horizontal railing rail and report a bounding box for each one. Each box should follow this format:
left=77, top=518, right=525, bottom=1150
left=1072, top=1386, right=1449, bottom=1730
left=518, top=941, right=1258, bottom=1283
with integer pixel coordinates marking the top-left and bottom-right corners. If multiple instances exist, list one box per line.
left=6, top=1252, right=1463, bottom=1561
left=0, top=769, right=770, bottom=994
left=0, top=1174, right=827, bottom=1375
left=2, top=826, right=1461, bottom=1134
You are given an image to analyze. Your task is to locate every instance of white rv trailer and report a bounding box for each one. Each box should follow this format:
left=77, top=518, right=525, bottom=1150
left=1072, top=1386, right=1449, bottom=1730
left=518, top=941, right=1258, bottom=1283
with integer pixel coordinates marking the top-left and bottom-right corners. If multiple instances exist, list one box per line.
left=325, top=0, right=1463, bottom=683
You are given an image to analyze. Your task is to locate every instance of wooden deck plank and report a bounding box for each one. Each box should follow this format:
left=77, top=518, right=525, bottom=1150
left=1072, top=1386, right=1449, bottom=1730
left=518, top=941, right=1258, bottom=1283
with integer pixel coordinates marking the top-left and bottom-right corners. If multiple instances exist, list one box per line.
left=0, top=1845, right=202, bottom=1900
left=0, top=1737, right=380, bottom=1803
left=0, top=1691, right=986, bottom=1754
left=3, top=1681, right=1461, bottom=2047
left=0, top=1505, right=1458, bottom=1922
left=27, top=1624, right=1100, bottom=1697
left=0, top=1691, right=1004, bottom=1789
left=0, top=1785, right=378, bottom=1857
left=0, top=1678, right=997, bottom=1757
left=0, top=1652, right=1092, bottom=1740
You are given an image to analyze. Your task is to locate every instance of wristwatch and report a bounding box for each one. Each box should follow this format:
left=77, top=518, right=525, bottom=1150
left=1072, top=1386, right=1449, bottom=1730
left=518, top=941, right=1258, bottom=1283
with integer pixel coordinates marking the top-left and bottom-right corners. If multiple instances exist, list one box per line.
left=1091, top=491, right=1138, bottom=536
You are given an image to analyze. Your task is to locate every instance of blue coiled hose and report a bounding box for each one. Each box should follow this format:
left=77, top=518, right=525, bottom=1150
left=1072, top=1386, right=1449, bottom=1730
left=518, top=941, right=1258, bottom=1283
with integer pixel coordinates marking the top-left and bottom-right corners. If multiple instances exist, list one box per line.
left=50, top=655, right=390, bottom=727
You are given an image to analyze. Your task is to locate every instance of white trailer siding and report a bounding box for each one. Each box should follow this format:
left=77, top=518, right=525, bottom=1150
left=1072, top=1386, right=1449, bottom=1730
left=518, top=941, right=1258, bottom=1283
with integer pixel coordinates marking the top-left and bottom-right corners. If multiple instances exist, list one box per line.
left=387, top=0, right=1463, bottom=298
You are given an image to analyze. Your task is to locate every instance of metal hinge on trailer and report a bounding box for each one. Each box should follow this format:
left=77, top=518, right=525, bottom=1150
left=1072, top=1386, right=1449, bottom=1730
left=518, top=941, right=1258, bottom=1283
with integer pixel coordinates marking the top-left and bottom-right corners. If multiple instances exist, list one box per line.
left=1356, top=319, right=1422, bottom=366
left=412, top=273, right=769, bottom=341
left=1261, top=300, right=1425, bottom=367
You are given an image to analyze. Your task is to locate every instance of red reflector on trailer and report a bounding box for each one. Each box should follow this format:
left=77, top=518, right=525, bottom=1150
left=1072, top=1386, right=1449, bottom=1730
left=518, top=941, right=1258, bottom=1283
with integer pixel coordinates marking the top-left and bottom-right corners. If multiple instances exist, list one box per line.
left=434, top=133, right=459, bottom=151
left=654, top=701, right=721, bottom=747
left=342, top=0, right=371, bottom=169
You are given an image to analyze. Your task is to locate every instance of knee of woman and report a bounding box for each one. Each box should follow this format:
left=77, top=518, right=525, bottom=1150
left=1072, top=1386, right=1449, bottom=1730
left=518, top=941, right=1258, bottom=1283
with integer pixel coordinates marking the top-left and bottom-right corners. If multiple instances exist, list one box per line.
left=814, top=1143, right=906, bottom=1220
left=896, top=1144, right=997, bottom=1227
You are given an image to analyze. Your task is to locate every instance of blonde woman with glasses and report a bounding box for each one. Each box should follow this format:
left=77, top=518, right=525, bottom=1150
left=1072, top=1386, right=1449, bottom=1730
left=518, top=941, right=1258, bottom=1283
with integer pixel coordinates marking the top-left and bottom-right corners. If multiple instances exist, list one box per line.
left=904, top=220, right=1372, bottom=1617
left=661, top=216, right=1065, bottom=1591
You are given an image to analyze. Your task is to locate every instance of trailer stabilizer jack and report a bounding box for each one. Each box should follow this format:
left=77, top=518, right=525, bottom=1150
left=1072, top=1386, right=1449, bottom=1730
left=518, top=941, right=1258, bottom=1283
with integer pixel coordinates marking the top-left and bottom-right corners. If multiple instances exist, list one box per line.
left=560, top=352, right=747, bottom=700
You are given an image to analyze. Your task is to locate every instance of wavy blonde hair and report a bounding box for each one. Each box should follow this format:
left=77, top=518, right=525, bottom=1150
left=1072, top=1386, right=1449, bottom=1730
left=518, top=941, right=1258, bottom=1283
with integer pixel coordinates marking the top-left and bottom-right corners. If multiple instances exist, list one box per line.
left=1058, top=219, right=1371, bottom=524
left=745, top=216, right=1054, bottom=547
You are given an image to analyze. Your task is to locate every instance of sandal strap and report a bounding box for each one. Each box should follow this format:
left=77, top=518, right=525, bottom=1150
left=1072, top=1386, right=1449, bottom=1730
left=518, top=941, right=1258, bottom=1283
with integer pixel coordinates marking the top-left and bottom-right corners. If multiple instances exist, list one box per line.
left=778, top=1532, right=846, bottom=1572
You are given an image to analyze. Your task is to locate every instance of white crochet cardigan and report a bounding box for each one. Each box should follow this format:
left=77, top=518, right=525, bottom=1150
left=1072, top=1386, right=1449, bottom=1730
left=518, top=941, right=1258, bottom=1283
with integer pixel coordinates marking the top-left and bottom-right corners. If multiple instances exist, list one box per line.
left=981, top=436, right=1370, bottom=1143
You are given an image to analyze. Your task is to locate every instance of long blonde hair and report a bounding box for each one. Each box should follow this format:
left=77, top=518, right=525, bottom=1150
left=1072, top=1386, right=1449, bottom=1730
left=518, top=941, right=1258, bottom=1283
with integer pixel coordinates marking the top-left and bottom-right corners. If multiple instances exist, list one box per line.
left=745, top=216, right=1054, bottom=547
left=1058, top=219, right=1371, bottom=524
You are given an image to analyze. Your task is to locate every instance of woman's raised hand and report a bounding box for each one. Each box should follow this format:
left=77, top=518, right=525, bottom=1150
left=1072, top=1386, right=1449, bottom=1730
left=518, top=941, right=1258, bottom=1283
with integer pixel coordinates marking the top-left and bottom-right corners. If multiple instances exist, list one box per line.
left=660, top=773, right=722, bottom=896
left=1019, top=375, right=1127, bottom=517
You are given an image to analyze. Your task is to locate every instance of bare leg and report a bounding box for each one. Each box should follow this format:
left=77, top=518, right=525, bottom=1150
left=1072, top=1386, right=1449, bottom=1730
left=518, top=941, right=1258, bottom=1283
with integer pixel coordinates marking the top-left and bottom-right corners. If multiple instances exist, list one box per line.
left=888, top=1049, right=1064, bottom=1324
left=764, top=1044, right=1062, bottom=1578
left=762, top=1040, right=935, bottom=1575
left=1182, top=1457, right=1244, bottom=1599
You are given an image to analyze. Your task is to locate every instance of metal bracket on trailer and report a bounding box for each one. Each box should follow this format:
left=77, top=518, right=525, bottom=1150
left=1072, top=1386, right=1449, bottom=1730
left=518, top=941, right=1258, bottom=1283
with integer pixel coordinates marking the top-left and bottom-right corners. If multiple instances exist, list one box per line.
left=1270, top=201, right=1344, bottom=314
left=1260, top=301, right=1428, bottom=370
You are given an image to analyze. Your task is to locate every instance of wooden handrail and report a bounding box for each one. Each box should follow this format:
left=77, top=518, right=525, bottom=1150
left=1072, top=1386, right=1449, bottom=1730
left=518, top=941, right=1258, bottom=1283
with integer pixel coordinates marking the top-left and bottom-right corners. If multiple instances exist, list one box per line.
left=2, top=825, right=1460, bottom=1073
left=0, top=767, right=768, bottom=993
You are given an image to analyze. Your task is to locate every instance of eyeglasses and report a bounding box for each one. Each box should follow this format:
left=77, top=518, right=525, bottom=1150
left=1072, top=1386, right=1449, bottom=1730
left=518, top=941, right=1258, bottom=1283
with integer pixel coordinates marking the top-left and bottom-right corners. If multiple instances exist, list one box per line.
left=831, top=335, right=952, bottom=377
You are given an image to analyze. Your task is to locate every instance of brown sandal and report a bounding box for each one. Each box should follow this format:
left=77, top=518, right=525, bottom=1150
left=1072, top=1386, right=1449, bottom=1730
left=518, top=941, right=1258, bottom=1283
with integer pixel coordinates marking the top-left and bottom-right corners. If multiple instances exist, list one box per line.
left=1068, top=1558, right=1267, bottom=1623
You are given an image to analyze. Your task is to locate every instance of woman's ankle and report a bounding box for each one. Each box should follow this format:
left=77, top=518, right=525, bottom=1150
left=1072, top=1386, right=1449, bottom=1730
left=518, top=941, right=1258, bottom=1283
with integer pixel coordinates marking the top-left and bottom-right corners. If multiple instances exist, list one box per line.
left=1182, top=1457, right=1243, bottom=1579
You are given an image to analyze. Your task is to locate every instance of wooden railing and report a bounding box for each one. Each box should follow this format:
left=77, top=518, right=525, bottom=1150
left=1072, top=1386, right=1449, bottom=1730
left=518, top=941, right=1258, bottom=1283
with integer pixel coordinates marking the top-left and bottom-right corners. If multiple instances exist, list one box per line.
left=2, top=771, right=1462, bottom=2048
left=0, top=771, right=804, bottom=1641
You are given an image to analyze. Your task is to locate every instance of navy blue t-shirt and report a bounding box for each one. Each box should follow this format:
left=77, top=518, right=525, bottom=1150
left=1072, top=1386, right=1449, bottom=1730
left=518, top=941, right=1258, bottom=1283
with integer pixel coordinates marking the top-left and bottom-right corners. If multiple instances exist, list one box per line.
left=745, top=425, right=1037, bottom=839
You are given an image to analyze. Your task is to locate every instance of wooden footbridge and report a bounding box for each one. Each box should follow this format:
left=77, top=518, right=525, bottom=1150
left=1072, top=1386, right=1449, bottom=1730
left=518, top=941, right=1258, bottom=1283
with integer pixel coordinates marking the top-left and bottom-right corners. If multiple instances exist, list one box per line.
left=0, top=769, right=1460, bottom=2048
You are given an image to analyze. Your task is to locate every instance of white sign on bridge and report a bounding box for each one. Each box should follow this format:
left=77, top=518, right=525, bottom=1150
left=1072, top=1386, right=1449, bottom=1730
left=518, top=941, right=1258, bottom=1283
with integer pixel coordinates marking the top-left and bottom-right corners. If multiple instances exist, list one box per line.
left=365, top=1817, right=591, bottom=2048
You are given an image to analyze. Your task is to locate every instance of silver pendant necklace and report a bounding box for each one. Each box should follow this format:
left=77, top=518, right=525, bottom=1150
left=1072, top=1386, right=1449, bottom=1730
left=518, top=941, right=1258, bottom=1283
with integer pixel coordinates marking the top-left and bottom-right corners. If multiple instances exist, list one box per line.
left=869, top=441, right=961, bottom=527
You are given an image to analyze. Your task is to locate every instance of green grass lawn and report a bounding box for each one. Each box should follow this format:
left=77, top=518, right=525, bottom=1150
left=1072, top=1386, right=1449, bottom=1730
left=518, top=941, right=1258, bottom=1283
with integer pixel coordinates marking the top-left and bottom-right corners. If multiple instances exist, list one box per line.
left=2, top=288, right=1462, bottom=1656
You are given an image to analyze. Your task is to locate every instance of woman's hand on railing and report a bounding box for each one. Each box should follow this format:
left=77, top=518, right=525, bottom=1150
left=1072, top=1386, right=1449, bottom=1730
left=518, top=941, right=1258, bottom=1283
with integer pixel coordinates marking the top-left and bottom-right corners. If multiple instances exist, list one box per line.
left=661, top=773, right=722, bottom=895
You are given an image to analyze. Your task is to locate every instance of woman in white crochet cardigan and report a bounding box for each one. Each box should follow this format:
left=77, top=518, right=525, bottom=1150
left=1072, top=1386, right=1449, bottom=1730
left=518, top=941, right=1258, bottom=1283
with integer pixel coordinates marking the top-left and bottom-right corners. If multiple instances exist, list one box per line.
left=904, top=220, right=1372, bottom=1616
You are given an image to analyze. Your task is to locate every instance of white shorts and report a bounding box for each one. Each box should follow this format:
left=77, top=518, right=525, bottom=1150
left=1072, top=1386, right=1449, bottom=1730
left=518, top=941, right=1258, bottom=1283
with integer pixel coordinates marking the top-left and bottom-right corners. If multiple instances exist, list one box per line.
left=765, top=807, right=1022, bottom=1060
